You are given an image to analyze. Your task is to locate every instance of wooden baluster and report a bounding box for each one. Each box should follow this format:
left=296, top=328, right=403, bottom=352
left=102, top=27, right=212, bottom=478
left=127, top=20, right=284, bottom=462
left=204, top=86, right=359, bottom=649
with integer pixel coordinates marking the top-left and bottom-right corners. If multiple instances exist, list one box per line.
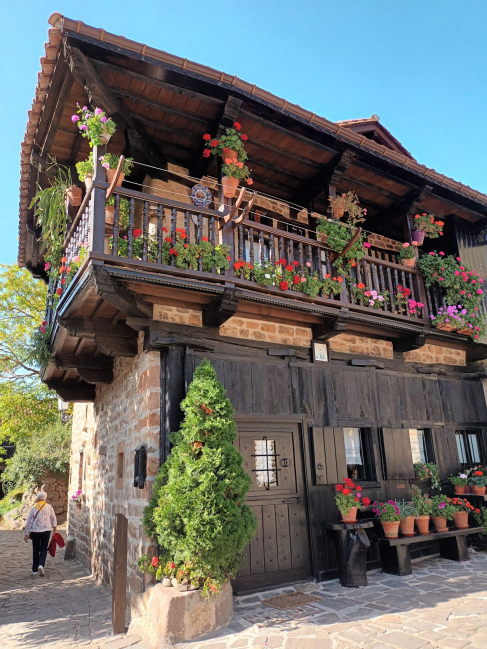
left=197, top=214, right=203, bottom=271
left=355, top=258, right=364, bottom=305
left=184, top=211, right=190, bottom=242
left=209, top=216, right=216, bottom=246
left=425, top=284, right=435, bottom=317
left=286, top=239, right=292, bottom=264
left=142, top=201, right=149, bottom=262
left=112, top=194, right=120, bottom=257
left=371, top=261, right=380, bottom=292
left=269, top=233, right=275, bottom=265
left=249, top=227, right=255, bottom=278
left=127, top=198, right=135, bottom=258
left=157, top=205, right=163, bottom=264
left=278, top=236, right=285, bottom=262
left=85, top=207, right=90, bottom=251
left=392, top=268, right=403, bottom=314
left=298, top=242, right=304, bottom=273
left=170, top=208, right=177, bottom=241
left=325, top=250, right=332, bottom=276
left=306, top=244, right=313, bottom=270
left=386, top=266, right=395, bottom=312
left=400, top=270, right=408, bottom=312
left=259, top=230, right=265, bottom=265
left=377, top=263, right=389, bottom=311
left=238, top=225, right=244, bottom=261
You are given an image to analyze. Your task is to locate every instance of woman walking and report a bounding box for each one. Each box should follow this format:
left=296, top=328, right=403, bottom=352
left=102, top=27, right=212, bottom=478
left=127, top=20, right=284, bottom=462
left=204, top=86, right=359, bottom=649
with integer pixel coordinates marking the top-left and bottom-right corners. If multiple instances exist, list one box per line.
left=24, top=490, right=57, bottom=577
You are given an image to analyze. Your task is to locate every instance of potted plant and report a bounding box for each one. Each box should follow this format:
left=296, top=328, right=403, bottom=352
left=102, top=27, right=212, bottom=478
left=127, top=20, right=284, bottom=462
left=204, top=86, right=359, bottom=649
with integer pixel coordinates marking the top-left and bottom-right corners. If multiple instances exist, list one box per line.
left=396, top=499, right=417, bottom=536
left=449, top=472, right=468, bottom=495
left=430, top=305, right=469, bottom=332
left=398, top=241, right=419, bottom=268
left=221, top=157, right=252, bottom=198
left=430, top=494, right=456, bottom=532
left=105, top=196, right=130, bottom=226
left=328, top=191, right=365, bottom=221
left=412, top=213, right=444, bottom=245
left=450, top=497, right=474, bottom=529
left=203, top=122, right=249, bottom=162
left=99, top=153, right=134, bottom=185
left=410, top=485, right=433, bottom=534
left=413, top=462, right=441, bottom=490
left=72, top=104, right=116, bottom=147
left=316, top=214, right=367, bottom=277
left=71, top=489, right=83, bottom=510
left=75, top=155, right=94, bottom=189
left=469, top=471, right=487, bottom=495
left=394, top=285, right=425, bottom=317
left=372, top=500, right=401, bottom=538
left=334, top=479, right=368, bottom=523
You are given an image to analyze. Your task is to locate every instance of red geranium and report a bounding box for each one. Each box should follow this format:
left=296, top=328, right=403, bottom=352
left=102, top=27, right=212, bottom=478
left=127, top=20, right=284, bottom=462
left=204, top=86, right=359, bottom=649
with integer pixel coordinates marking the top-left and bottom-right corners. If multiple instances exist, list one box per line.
left=355, top=485, right=362, bottom=491
left=357, top=283, right=365, bottom=289
left=165, top=237, right=173, bottom=243
left=335, top=484, right=344, bottom=492
left=342, top=488, right=350, bottom=495
left=285, top=265, right=293, bottom=272
left=474, top=471, right=483, bottom=476
left=203, top=133, right=211, bottom=141
left=133, top=229, right=143, bottom=238
left=293, top=275, right=300, bottom=284
left=241, top=134, right=248, bottom=141
left=210, top=139, right=219, bottom=147
left=202, top=149, right=210, bottom=158
left=151, top=556, right=159, bottom=568
left=362, top=497, right=371, bottom=506
left=247, top=178, right=253, bottom=185
left=169, top=562, right=175, bottom=570
left=292, top=260, right=299, bottom=266
left=56, top=288, right=62, bottom=295
left=202, top=237, right=208, bottom=242
left=280, top=281, right=289, bottom=291
left=354, top=497, right=360, bottom=502
left=233, top=122, right=241, bottom=130
left=169, top=248, right=178, bottom=256
left=279, top=258, right=287, bottom=265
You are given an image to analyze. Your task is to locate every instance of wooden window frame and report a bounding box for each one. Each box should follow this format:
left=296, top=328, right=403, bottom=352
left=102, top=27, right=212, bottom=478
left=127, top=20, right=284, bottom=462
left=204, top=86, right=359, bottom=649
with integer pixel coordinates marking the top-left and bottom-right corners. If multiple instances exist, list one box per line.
left=408, top=428, right=435, bottom=465
left=455, top=429, right=485, bottom=467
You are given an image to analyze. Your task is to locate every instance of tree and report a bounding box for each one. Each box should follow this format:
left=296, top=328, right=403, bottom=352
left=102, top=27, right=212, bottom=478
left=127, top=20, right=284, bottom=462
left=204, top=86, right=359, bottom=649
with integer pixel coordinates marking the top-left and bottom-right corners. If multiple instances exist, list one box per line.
left=0, top=382, right=58, bottom=446
left=143, top=359, right=256, bottom=594
left=0, top=264, right=47, bottom=381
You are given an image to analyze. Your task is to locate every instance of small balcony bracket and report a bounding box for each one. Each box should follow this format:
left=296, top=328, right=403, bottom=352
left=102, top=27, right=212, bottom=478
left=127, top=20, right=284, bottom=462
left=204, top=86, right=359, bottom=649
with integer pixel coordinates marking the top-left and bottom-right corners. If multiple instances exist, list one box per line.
left=312, top=309, right=350, bottom=340
left=393, top=332, right=427, bottom=353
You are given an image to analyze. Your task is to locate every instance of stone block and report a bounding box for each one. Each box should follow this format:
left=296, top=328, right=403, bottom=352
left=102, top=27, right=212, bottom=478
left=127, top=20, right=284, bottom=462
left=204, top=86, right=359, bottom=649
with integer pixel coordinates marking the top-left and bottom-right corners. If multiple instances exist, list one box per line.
left=64, top=536, right=76, bottom=560
left=129, top=580, right=233, bottom=647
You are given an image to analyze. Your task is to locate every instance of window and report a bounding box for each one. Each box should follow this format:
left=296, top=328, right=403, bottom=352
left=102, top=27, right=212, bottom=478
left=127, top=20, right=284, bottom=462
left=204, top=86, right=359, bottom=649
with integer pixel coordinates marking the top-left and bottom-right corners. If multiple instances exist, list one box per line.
left=343, top=428, right=375, bottom=482
left=456, top=430, right=484, bottom=466
left=117, top=452, right=124, bottom=479
left=253, top=438, right=278, bottom=489
left=78, top=451, right=84, bottom=491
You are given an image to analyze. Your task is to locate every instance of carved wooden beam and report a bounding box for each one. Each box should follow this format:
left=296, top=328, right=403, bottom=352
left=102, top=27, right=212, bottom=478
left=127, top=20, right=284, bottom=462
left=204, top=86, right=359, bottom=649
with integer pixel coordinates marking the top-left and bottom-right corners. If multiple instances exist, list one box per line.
left=393, top=333, right=427, bottom=353
left=202, top=286, right=242, bottom=327
left=64, top=43, right=167, bottom=177
left=466, top=344, right=487, bottom=363
left=291, top=150, right=356, bottom=208
left=374, top=185, right=433, bottom=228
left=190, top=95, right=243, bottom=178
left=77, top=367, right=113, bottom=384
left=54, top=353, right=114, bottom=370
left=312, top=309, right=350, bottom=340
left=91, top=267, right=153, bottom=318
left=45, top=379, right=96, bottom=402
left=59, top=316, right=135, bottom=339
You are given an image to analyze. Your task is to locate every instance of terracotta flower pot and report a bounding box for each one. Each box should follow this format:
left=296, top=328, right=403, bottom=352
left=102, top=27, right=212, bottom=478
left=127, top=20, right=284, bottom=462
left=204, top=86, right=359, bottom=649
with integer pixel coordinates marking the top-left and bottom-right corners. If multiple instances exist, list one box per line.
left=399, top=516, right=415, bottom=537
left=84, top=174, right=93, bottom=190
left=340, top=506, right=358, bottom=523
left=76, top=502, right=82, bottom=510
left=453, top=511, right=469, bottom=530
left=65, top=185, right=82, bottom=207
left=465, top=485, right=472, bottom=494
left=472, top=485, right=486, bottom=495
left=222, top=175, right=239, bottom=198
left=436, top=322, right=455, bottom=332
left=105, top=205, right=114, bottom=225
left=106, top=168, right=125, bottom=186
left=333, top=205, right=345, bottom=219
left=415, top=515, right=430, bottom=535
left=432, top=516, right=448, bottom=533
left=412, top=229, right=425, bottom=245
left=454, top=485, right=466, bottom=495
left=221, top=148, right=238, bottom=161
left=400, top=258, right=415, bottom=268
left=381, top=521, right=400, bottom=539
left=99, top=124, right=113, bottom=145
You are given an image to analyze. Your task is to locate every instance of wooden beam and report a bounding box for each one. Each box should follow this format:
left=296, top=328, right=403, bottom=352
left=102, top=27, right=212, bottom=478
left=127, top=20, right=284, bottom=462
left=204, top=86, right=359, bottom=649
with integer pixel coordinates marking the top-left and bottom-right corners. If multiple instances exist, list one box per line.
left=64, top=44, right=168, bottom=176
left=393, top=333, right=427, bottom=353
left=373, top=185, right=433, bottom=229
left=312, top=310, right=350, bottom=340
left=40, top=68, right=74, bottom=158
left=54, top=353, right=114, bottom=370
left=77, top=367, right=113, bottom=384
left=202, top=286, right=242, bottom=327
left=111, top=88, right=211, bottom=125
left=94, top=334, right=138, bottom=358
left=292, top=150, right=356, bottom=207
left=91, top=266, right=153, bottom=318
left=190, top=95, right=243, bottom=178
left=44, top=379, right=96, bottom=402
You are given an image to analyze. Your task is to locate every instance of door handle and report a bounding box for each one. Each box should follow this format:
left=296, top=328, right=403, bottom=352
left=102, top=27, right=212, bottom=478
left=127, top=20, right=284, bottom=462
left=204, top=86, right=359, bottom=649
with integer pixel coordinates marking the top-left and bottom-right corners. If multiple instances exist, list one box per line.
left=281, top=497, right=303, bottom=504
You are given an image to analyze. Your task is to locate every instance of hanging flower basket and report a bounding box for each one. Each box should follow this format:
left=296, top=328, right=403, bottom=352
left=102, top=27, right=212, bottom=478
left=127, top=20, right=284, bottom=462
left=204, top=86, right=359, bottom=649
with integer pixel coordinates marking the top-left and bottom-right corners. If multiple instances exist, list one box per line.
left=222, top=176, right=239, bottom=198
left=412, top=229, right=425, bottom=245
left=84, top=174, right=93, bottom=190
left=65, top=185, right=82, bottom=207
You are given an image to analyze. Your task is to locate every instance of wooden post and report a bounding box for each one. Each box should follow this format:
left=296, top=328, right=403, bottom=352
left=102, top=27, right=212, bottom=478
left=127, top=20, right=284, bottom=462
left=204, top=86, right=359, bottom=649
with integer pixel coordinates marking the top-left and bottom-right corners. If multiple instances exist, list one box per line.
left=89, top=144, right=107, bottom=254
left=112, top=513, right=128, bottom=635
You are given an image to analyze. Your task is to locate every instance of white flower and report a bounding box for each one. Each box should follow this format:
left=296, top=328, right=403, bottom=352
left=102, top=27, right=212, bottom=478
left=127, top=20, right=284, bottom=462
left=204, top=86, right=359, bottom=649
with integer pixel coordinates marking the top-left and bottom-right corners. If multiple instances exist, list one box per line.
left=265, top=274, right=270, bottom=279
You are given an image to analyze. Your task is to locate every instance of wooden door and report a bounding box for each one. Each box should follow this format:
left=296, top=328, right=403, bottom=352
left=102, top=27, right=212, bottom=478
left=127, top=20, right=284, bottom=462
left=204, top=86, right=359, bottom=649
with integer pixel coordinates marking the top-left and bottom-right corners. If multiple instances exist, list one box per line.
left=234, top=421, right=311, bottom=592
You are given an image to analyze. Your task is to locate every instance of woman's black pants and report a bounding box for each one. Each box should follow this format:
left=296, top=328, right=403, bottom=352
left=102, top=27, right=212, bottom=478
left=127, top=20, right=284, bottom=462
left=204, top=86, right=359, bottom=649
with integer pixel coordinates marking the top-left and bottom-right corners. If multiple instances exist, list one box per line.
left=31, top=531, right=51, bottom=572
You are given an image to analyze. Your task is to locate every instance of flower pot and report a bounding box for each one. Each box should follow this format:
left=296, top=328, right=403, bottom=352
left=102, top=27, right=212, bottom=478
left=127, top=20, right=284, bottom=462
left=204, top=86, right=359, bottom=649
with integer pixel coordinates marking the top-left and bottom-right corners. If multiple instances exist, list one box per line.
left=436, top=322, right=455, bottom=332
left=221, top=148, right=238, bottom=161
left=400, top=258, right=416, bottom=268
left=432, top=516, right=448, bottom=533
left=84, top=174, right=93, bottom=190
left=412, top=229, right=425, bottom=245
left=65, top=185, right=82, bottom=207
left=465, top=485, right=472, bottom=494
left=333, top=205, right=345, bottom=219
left=99, top=124, right=113, bottom=145
left=415, top=515, right=430, bottom=535
left=381, top=521, right=400, bottom=539
left=105, top=205, right=114, bottom=225
left=457, top=328, right=473, bottom=336
left=399, top=516, right=415, bottom=537
left=106, top=168, right=125, bottom=186
left=472, top=485, right=486, bottom=495
left=340, top=506, right=358, bottom=523
left=453, top=511, right=469, bottom=530
left=454, top=485, right=466, bottom=495
left=222, top=175, right=239, bottom=198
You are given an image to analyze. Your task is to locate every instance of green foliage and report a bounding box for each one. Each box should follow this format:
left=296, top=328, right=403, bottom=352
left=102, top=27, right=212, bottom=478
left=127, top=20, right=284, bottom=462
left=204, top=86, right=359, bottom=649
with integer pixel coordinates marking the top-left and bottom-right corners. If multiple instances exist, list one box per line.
left=100, top=153, right=134, bottom=175
left=75, top=154, right=94, bottom=182
left=328, top=191, right=365, bottom=224
left=316, top=217, right=366, bottom=276
left=106, top=196, right=130, bottom=228
left=30, top=324, right=52, bottom=370
left=1, top=420, right=71, bottom=492
left=0, top=382, right=58, bottom=446
left=73, top=105, right=116, bottom=147
left=412, top=213, right=444, bottom=238
left=430, top=494, right=457, bottom=519
left=410, top=484, right=433, bottom=516
left=143, top=359, right=257, bottom=592
left=396, top=499, right=417, bottom=518
left=414, top=461, right=441, bottom=489
left=473, top=507, right=487, bottom=537
left=0, top=265, right=48, bottom=381
left=0, top=488, right=26, bottom=517
left=29, top=161, right=72, bottom=269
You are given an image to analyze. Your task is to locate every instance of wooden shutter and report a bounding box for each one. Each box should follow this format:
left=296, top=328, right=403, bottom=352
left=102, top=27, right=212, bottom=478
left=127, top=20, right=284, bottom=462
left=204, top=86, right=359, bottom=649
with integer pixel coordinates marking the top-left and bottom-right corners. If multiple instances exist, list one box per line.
left=381, top=428, right=415, bottom=480
left=310, top=427, right=347, bottom=485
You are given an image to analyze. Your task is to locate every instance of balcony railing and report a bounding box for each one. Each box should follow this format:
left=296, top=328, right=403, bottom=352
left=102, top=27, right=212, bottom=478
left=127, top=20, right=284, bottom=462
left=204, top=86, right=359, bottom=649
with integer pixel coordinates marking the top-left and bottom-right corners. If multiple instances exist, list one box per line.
left=52, top=149, right=461, bottom=334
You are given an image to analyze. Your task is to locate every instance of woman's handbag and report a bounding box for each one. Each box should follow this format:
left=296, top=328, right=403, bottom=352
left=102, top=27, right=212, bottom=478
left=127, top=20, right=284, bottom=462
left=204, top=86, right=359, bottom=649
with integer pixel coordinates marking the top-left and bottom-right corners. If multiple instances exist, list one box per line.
left=27, top=502, right=46, bottom=539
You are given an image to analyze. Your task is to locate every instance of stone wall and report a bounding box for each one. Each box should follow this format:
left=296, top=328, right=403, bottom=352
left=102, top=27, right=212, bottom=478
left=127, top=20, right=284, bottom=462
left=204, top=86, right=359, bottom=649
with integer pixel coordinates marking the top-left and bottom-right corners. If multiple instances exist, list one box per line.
left=68, top=334, right=160, bottom=603
left=329, top=334, right=394, bottom=359
left=220, top=317, right=313, bottom=347
left=153, top=304, right=202, bottom=327
left=404, top=344, right=466, bottom=366
left=42, top=474, right=68, bottom=524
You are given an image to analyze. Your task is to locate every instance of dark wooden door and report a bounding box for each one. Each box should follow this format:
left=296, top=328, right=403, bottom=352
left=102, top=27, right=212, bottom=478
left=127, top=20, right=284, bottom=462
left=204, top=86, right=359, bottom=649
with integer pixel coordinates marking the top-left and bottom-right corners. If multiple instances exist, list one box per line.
left=234, top=421, right=311, bottom=592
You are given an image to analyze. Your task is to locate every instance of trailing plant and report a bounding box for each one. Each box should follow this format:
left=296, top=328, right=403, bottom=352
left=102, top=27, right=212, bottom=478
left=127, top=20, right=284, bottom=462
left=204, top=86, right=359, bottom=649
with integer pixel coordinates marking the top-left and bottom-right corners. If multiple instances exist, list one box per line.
left=394, top=285, right=424, bottom=316
left=410, top=485, right=433, bottom=516
left=29, top=161, right=72, bottom=270
left=72, top=104, right=116, bottom=147
left=141, top=359, right=257, bottom=595
left=328, top=191, right=366, bottom=223
left=334, top=478, right=370, bottom=514
left=414, top=462, right=441, bottom=489
left=75, top=154, right=94, bottom=182
left=316, top=217, right=367, bottom=276
left=396, top=499, right=417, bottom=518
left=233, top=259, right=254, bottom=281
left=203, top=123, right=249, bottom=162
left=30, top=322, right=51, bottom=370
left=99, top=153, right=134, bottom=175
left=372, top=500, right=401, bottom=522
left=430, top=494, right=457, bottom=519
left=413, top=213, right=444, bottom=239
left=449, top=473, right=468, bottom=486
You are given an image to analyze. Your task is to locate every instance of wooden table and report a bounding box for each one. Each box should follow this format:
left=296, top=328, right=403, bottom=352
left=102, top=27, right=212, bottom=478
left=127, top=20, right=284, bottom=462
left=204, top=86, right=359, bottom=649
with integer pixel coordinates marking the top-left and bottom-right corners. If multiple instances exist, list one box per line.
left=375, top=526, right=484, bottom=576
left=324, top=520, right=374, bottom=587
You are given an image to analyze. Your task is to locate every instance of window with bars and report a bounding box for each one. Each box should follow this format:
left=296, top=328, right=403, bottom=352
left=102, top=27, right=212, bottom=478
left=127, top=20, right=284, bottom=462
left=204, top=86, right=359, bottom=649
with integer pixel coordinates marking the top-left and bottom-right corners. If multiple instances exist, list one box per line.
left=253, top=438, right=279, bottom=490
left=455, top=430, right=484, bottom=466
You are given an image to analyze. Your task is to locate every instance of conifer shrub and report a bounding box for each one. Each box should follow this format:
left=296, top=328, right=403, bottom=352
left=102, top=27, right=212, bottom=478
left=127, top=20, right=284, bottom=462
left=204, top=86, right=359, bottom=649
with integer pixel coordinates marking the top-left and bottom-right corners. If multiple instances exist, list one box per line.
left=141, top=359, right=257, bottom=595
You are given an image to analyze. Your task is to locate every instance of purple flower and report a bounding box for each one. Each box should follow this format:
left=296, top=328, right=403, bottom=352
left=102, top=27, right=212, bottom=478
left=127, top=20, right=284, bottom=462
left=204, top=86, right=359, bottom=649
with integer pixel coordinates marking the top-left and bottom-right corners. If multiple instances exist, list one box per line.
left=356, top=492, right=362, bottom=498
left=71, top=115, right=79, bottom=123
left=102, top=162, right=110, bottom=169
left=438, top=502, right=446, bottom=509
left=80, top=124, right=88, bottom=131
left=82, top=106, right=88, bottom=111
left=95, top=108, right=103, bottom=115
left=460, top=474, right=467, bottom=479
left=100, top=115, right=108, bottom=123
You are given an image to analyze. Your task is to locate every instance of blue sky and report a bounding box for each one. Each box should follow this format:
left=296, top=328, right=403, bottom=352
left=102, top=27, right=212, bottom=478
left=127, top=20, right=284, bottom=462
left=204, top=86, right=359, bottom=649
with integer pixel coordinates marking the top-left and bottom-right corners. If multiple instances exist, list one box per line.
left=1, top=0, right=486, bottom=265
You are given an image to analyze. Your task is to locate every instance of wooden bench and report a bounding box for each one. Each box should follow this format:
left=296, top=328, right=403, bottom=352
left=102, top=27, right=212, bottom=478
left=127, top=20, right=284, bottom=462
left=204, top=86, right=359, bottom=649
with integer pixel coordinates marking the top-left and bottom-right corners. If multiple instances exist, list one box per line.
left=376, top=526, right=484, bottom=576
